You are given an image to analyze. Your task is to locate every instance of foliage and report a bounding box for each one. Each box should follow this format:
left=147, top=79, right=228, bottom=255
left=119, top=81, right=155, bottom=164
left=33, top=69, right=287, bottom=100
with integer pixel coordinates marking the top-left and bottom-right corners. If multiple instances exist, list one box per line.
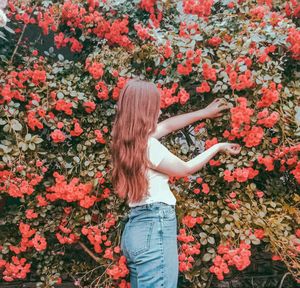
left=0, top=0, right=299, bottom=287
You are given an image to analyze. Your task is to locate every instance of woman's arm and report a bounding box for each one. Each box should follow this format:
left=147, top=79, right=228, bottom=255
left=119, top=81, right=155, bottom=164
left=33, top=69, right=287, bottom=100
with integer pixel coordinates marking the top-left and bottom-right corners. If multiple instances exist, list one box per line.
left=152, top=142, right=240, bottom=177
left=159, top=109, right=205, bottom=135
left=152, top=98, right=230, bottom=139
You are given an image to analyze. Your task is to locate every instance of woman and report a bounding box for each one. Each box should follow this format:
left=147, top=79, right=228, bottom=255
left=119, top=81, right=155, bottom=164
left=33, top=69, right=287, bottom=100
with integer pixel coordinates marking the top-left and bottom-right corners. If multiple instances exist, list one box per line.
left=110, top=78, right=241, bottom=288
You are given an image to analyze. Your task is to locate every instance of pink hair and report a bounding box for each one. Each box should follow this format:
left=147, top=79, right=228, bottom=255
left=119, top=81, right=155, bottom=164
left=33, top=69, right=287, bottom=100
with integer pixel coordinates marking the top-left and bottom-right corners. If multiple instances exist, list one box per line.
left=110, top=78, right=161, bottom=203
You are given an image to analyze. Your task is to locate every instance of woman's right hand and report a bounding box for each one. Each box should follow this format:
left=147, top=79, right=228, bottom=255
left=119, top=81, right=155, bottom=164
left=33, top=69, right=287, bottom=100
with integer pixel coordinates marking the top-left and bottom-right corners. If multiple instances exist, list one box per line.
left=218, top=142, right=241, bottom=155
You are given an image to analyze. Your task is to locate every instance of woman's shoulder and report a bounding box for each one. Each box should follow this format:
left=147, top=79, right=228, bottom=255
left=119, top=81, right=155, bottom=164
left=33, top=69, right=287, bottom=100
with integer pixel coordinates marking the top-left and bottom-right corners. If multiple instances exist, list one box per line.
left=148, top=135, right=161, bottom=143
left=148, top=136, right=163, bottom=147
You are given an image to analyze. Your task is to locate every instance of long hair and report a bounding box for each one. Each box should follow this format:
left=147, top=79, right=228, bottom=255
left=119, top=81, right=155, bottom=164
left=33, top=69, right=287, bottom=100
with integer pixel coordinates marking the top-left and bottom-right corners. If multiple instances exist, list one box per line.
left=110, top=78, right=161, bottom=204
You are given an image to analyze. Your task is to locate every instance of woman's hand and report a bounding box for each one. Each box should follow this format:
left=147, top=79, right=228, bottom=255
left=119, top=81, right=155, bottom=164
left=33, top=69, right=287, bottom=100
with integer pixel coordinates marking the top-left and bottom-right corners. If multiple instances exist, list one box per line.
left=218, top=143, right=241, bottom=155
left=200, top=98, right=231, bottom=119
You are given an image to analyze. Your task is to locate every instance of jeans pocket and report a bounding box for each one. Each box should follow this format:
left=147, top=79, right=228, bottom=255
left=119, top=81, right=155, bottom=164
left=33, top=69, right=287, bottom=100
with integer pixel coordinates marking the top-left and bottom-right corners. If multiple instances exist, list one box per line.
left=162, top=206, right=176, bottom=221
left=124, top=220, right=154, bottom=256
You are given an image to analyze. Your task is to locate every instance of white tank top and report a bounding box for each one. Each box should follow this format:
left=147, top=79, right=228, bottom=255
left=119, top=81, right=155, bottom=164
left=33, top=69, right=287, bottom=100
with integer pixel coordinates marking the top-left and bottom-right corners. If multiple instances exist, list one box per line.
left=128, top=137, right=177, bottom=207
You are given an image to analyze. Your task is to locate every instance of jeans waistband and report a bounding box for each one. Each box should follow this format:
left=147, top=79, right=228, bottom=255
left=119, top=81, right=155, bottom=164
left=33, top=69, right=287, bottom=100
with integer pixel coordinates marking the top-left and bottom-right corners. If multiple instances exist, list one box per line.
left=130, top=202, right=175, bottom=210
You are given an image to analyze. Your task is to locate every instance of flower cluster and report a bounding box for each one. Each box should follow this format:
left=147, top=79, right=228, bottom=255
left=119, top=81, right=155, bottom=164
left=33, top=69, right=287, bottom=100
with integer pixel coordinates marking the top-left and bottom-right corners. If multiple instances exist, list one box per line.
left=159, top=83, right=179, bottom=108
left=183, top=0, right=214, bottom=18
left=54, top=99, right=74, bottom=115
left=56, top=222, right=80, bottom=245
left=0, top=256, right=31, bottom=282
left=181, top=215, right=204, bottom=228
left=83, top=101, right=96, bottom=113
left=224, top=167, right=259, bottom=183
left=225, top=191, right=241, bottom=210
left=82, top=224, right=107, bottom=253
left=70, top=122, right=84, bottom=137
left=285, top=1, right=300, bottom=18
left=134, top=23, right=152, bottom=41
left=256, top=82, right=281, bottom=108
left=207, top=36, right=222, bottom=47
left=45, top=172, right=97, bottom=209
left=37, top=8, right=56, bottom=35
left=196, top=81, right=210, bottom=93
left=9, top=222, right=36, bottom=254
left=223, top=97, right=277, bottom=147
left=209, top=242, right=251, bottom=280
left=139, top=0, right=162, bottom=28
left=177, top=228, right=201, bottom=272
left=106, top=255, right=129, bottom=280
left=193, top=176, right=211, bottom=194
left=202, top=63, right=217, bottom=82
left=257, top=109, right=280, bottom=128
left=81, top=213, right=116, bottom=254
left=287, top=27, right=300, bottom=60
left=271, top=144, right=300, bottom=183
left=54, top=32, right=83, bottom=53
left=85, top=60, right=104, bottom=80
left=93, top=16, right=133, bottom=49
left=0, top=170, right=42, bottom=198
left=177, top=48, right=202, bottom=76
left=94, top=129, right=106, bottom=144
left=179, top=21, right=201, bottom=38
left=257, top=154, right=275, bottom=171
left=229, top=69, right=254, bottom=91
left=50, top=129, right=66, bottom=143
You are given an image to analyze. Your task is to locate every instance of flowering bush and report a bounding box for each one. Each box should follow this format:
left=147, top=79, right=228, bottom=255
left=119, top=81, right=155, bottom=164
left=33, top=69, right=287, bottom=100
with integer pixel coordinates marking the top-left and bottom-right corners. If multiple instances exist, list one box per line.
left=0, top=0, right=299, bottom=287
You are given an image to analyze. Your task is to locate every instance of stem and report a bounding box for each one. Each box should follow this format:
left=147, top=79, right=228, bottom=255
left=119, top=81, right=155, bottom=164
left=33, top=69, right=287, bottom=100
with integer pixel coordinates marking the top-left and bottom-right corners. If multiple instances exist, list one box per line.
left=78, top=240, right=101, bottom=263
left=278, top=272, right=291, bottom=288
left=9, top=3, right=38, bottom=65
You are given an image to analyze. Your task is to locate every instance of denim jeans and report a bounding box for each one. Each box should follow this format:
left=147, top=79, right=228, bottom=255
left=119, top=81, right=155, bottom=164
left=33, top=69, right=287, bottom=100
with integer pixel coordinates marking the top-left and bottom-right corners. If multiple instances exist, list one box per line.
left=120, top=202, right=179, bottom=288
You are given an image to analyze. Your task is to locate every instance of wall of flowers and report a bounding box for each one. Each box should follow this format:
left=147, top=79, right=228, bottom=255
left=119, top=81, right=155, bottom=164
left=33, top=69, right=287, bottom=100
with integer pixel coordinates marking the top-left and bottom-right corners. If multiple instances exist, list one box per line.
left=0, top=0, right=299, bottom=287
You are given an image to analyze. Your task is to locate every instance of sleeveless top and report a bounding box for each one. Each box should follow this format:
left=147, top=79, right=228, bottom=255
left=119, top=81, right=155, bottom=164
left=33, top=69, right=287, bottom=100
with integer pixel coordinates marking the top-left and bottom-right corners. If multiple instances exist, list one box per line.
left=128, top=137, right=177, bottom=207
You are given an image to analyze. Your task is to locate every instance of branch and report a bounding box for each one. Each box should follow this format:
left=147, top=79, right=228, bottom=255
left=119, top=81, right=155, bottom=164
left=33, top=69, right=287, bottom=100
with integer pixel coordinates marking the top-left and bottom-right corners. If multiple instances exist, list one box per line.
left=78, top=241, right=101, bottom=263
left=9, top=3, right=38, bottom=65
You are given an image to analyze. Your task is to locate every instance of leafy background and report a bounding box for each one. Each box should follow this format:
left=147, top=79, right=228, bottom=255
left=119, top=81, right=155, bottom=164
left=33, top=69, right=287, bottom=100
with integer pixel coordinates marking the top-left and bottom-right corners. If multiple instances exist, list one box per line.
left=0, top=0, right=299, bottom=287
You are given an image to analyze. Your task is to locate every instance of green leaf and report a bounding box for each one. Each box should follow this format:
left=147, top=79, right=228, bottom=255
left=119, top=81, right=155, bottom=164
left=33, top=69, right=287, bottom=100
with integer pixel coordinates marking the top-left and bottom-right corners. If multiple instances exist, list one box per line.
left=28, top=143, right=36, bottom=150
left=202, top=253, right=212, bottom=262
left=207, top=237, right=215, bottom=244
left=11, top=119, right=22, bottom=131
left=32, top=137, right=43, bottom=144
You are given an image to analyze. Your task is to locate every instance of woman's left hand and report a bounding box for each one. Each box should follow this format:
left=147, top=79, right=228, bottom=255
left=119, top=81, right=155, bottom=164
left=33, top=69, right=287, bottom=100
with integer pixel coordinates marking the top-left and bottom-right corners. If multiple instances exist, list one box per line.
left=200, top=98, right=231, bottom=119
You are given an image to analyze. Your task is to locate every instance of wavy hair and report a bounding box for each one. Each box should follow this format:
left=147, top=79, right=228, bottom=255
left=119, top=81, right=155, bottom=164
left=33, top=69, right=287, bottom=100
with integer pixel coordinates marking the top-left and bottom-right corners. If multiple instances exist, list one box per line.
left=110, top=78, right=161, bottom=204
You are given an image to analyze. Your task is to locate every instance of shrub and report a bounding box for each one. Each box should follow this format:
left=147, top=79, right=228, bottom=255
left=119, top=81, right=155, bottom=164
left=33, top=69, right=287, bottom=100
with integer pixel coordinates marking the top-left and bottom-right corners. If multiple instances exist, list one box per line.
left=0, top=0, right=299, bottom=287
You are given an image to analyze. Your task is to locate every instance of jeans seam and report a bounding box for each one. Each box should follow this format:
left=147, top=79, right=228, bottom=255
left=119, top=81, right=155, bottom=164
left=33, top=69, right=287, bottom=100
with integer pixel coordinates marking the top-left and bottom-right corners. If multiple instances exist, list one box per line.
left=158, top=212, right=165, bottom=287
left=159, top=226, right=164, bottom=287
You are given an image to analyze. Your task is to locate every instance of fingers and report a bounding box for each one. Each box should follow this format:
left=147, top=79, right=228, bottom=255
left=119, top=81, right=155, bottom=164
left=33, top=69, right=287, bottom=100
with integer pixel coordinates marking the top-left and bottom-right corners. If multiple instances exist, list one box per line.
left=214, top=98, right=225, bottom=104
left=231, top=144, right=240, bottom=150
left=214, top=99, right=230, bottom=111
left=227, top=144, right=241, bottom=154
left=218, top=105, right=230, bottom=112
left=232, top=146, right=241, bottom=153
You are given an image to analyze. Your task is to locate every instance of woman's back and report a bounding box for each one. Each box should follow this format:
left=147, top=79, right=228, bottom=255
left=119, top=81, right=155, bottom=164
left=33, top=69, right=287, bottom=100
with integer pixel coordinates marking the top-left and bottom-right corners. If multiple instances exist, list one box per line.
left=128, top=137, right=176, bottom=207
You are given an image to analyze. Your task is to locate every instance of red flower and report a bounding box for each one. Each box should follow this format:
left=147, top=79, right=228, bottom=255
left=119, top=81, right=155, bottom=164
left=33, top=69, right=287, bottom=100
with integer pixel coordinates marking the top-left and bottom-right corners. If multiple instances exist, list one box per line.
left=202, top=63, right=217, bottom=82
left=134, top=23, right=152, bottom=40
left=196, top=81, right=210, bottom=93
left=87, top=61, right=104, bottom=80
left=183, top=0, right=214, bottom=18
left=50, top=129, right=66, bottom=143
left=208, top=36, right=222, bottom=47
left=32, top=234, right=47, bottom=251
left=25, top=209, right=38, bottom=219
left=254, top=229, right=265, bottom=239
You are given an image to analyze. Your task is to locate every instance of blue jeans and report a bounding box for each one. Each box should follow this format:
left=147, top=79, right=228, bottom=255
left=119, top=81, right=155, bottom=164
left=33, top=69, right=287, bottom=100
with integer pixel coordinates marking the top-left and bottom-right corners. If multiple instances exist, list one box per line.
left=121, top=202, right=179, bottom=288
